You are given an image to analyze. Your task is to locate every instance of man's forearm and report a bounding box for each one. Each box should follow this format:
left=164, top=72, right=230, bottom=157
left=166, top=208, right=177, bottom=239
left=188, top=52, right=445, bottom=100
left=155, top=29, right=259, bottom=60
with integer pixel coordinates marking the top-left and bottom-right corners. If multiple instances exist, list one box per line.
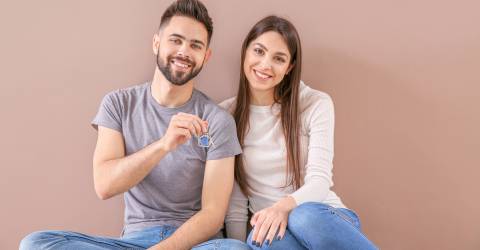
left=94, top=139, right=168, bottom=199
left=149, top=208, right=223, bottom=250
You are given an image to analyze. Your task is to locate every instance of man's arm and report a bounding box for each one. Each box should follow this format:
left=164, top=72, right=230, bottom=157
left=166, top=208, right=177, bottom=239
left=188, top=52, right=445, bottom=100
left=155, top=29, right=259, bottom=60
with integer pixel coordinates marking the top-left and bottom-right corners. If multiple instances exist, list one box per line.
left=92, top=126, right=169, bottom=199
left=149, top=157, right=235, bottom=250
left=93, top=112, right=207, bottom=200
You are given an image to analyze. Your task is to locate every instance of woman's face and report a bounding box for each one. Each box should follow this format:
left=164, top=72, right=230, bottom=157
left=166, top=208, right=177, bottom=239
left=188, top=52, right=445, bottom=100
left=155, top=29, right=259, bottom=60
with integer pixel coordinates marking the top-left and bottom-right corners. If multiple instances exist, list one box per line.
left=243, top=31, right=293, bottom=93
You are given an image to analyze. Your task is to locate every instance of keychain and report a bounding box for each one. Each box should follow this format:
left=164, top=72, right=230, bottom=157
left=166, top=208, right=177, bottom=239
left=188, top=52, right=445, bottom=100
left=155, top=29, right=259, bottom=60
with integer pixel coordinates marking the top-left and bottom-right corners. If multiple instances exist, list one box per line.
left=197, top=131, right=215, bottom=148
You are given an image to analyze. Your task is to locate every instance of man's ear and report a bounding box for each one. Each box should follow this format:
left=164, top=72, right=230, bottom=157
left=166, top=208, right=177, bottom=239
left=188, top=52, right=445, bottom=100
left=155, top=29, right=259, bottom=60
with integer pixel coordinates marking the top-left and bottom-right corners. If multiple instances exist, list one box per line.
left=203, top=48, right=212, bottom=63
left=152, top=33, right=160, bottom=55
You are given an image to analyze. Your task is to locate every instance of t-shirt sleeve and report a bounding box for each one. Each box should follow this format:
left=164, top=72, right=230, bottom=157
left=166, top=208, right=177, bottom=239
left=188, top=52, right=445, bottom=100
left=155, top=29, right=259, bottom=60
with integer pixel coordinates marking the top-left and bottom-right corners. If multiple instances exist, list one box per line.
left=206, top=112, right=242, bottom=161
left=91, top=92, right=123, bottom=132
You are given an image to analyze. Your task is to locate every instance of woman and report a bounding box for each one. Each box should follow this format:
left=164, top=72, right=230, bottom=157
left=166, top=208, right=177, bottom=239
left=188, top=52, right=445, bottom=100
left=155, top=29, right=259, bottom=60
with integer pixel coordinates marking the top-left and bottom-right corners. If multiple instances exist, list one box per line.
left=220, top=16, right=377, bottom=249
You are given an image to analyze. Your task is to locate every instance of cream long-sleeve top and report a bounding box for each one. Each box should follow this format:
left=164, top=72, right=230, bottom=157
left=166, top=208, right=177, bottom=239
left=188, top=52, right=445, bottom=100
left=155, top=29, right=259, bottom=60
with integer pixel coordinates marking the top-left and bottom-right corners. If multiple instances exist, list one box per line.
left=219, top=81, right=346, bottom=241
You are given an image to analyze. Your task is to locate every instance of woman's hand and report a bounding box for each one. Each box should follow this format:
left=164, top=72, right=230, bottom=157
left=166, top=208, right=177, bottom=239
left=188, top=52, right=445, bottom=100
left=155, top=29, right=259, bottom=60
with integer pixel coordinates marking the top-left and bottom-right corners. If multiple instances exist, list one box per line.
left=250, top=196, right=297, bottom=247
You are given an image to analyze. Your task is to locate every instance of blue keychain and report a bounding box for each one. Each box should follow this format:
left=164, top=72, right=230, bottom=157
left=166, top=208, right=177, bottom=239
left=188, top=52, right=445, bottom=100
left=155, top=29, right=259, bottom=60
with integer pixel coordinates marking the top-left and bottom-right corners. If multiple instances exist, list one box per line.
left=197, top=131, right=214, bottom=148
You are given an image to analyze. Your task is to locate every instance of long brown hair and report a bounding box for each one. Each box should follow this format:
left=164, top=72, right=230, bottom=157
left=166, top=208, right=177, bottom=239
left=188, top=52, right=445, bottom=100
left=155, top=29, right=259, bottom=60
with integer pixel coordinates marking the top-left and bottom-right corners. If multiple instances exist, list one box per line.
left=233, top=15, right=302, bottom=196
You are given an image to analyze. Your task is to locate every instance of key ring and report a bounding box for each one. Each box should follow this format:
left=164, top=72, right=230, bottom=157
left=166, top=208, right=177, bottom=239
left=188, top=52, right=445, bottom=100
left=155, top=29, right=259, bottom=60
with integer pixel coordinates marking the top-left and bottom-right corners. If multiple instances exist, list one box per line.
left=197, top=131, right=215, bottom=148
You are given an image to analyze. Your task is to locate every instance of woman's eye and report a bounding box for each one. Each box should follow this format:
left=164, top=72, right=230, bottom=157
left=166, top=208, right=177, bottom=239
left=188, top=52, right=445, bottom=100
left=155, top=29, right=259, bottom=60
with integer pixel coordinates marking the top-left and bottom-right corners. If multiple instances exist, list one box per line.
left=254, top=48, right=264, bottom=55
left=274, top=57, right=286, bottom=63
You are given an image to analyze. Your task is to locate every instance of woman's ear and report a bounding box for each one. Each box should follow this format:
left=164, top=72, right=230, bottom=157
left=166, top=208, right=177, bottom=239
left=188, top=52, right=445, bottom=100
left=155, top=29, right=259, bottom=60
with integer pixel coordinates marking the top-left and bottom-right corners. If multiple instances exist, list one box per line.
left=286, top=63, right=295, bottom=75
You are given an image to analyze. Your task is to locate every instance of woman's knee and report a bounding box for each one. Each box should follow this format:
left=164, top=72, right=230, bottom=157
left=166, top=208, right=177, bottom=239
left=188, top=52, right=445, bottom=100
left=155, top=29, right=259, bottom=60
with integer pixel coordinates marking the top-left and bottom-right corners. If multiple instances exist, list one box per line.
left=288, top=202, right=331, bottom=229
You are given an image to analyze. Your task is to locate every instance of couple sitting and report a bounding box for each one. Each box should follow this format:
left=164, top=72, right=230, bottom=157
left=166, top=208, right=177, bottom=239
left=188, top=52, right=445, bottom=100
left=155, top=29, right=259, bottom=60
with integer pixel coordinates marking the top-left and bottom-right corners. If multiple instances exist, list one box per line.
left=20, top=0, right=377, bottom=249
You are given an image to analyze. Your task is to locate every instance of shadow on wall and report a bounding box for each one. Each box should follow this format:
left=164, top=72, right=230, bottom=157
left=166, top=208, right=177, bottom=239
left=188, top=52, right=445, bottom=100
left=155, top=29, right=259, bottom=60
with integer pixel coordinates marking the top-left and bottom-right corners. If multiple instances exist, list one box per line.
left=303, top=48, right=435, bottom=249
left=303, top=45, right=478, bottom=249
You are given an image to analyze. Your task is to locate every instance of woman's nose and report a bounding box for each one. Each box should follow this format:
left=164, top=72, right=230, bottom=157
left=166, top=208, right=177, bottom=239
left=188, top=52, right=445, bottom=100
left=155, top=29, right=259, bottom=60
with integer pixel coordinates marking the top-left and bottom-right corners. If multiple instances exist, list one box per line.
left=258, top=58, right=272, bottom=70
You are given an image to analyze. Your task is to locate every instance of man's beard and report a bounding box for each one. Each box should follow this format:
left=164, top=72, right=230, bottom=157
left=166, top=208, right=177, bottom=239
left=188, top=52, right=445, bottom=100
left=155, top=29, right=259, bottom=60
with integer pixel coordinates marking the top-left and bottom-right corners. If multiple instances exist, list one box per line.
left=156, top=51, right=204, bottom=86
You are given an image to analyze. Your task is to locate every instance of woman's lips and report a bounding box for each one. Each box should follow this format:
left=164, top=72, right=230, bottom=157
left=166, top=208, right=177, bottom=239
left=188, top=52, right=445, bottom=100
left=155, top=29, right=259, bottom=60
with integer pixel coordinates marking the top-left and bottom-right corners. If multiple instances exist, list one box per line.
left=253, top=69, right=272, bottom=80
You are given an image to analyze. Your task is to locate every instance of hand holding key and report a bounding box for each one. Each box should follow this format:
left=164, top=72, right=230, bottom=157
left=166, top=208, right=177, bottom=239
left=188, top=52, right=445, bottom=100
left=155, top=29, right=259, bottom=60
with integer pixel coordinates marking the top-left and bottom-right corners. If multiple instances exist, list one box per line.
left=160, top=112, right=208, bottom=152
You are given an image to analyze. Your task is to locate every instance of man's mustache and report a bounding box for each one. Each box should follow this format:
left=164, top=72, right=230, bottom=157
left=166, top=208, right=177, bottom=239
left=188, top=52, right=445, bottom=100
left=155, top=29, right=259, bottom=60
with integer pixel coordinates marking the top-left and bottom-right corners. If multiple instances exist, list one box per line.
left=168, top=55, right=194, bottom=66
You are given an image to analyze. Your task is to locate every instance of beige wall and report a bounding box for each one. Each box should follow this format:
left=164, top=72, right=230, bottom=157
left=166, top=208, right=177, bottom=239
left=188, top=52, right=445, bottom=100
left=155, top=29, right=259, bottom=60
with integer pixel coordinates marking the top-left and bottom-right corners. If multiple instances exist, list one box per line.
left=1, top=0, right=479, bottom=249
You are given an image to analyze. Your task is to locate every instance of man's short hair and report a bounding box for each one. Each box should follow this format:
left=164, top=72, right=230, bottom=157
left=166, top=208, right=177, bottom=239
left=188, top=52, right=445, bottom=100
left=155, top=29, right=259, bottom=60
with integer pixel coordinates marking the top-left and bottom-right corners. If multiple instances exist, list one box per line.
left=159, top=0, right=213, bottom=45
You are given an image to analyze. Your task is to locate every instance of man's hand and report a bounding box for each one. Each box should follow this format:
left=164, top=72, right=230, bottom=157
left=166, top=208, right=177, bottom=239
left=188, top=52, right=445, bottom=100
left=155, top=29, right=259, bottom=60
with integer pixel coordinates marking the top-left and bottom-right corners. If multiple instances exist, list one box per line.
left=160, top=112, right=208, bottom=152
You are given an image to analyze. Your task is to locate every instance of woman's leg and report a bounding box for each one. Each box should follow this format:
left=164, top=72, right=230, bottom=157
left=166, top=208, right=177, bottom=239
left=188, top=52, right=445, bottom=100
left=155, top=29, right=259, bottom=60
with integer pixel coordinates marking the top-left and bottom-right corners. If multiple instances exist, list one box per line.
left=287, top=202, right=378, bottom=250
left=246, top=226, right=306, bottom=250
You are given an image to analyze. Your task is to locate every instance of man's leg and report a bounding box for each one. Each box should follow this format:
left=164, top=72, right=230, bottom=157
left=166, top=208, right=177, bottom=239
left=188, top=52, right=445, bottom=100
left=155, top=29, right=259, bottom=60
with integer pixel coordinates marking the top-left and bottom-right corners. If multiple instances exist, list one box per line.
left=19, top=230, right=150, bottom=250
left=192, top=238, right=251, bottom=250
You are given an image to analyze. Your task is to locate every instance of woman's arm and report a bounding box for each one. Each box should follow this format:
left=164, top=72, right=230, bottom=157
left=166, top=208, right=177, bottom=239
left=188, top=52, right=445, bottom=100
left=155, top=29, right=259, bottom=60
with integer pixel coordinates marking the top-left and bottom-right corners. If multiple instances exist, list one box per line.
left=225, top=181, right=249, bottom=241
left=290, top=93, right=335, bottom=205
left=249, top=93, right=336, bottom=247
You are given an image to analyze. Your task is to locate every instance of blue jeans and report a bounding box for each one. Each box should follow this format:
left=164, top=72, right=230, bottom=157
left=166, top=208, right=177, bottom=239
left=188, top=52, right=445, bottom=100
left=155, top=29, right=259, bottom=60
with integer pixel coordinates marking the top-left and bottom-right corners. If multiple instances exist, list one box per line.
left=19, top=225, right=250, bottom=250
left=247, top=202, right=378, bottom=250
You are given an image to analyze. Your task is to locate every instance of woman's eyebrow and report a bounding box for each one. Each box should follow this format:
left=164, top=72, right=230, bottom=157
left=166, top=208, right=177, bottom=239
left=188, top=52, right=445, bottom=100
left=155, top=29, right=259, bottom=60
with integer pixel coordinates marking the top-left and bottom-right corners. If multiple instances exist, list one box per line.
left=253, top=42, right=288, bottom=57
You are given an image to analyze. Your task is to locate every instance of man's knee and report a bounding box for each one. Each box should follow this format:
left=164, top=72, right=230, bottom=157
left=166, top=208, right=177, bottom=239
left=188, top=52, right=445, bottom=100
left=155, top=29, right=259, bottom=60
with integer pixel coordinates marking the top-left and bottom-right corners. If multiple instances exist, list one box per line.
left=193, top=238, right=250, bottom=250
left=19, top=231, right=63, bottom=250
left=223, top=239, right=250, bottom=250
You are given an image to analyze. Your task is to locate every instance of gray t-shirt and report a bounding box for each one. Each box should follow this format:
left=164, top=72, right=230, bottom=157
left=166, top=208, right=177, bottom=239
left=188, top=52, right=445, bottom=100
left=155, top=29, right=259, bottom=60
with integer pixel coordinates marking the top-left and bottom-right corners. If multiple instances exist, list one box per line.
left=91, top=82, right=242, bottom=234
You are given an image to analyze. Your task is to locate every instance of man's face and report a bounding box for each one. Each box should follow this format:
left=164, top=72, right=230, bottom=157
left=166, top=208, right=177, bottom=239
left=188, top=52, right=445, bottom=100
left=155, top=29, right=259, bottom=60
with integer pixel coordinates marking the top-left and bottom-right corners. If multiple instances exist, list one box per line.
left=154, top=16, right=211, bottom=86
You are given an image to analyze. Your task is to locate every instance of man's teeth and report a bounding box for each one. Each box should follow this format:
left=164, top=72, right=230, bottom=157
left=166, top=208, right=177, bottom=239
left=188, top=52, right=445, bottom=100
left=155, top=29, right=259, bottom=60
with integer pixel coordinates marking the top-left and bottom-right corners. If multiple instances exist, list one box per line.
left=255, top=70, right=271, bottom=79
left=172, top=60, right=190, bottom=68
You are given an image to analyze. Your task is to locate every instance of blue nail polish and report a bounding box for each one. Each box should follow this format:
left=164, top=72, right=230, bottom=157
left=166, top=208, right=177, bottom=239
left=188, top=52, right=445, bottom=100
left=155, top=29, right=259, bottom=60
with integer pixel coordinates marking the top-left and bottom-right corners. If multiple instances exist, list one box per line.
left=277, top=236, right=281, bottom=241
left=266, top=239, right=270, bottom=245
left=252, top=240, right=256, bottom=246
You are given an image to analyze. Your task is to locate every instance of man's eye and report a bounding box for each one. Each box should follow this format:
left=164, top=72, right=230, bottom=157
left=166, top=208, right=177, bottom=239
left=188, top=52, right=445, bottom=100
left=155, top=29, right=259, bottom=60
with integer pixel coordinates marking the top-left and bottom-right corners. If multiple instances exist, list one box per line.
left=170, top=39, right=181, bottom=44
left=191, top=44, right=202, bottom=50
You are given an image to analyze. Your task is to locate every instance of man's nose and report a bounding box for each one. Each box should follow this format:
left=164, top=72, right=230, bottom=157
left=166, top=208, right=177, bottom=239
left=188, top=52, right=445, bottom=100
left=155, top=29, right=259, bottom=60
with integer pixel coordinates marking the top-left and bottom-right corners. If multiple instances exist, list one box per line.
left=176, top=44, right=191, bottom=58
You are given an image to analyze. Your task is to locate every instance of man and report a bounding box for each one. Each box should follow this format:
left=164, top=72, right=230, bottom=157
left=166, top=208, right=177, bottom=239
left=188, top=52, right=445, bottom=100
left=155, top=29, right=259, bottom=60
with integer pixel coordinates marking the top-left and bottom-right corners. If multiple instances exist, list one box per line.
left=19, top=0, right=249, bottom=249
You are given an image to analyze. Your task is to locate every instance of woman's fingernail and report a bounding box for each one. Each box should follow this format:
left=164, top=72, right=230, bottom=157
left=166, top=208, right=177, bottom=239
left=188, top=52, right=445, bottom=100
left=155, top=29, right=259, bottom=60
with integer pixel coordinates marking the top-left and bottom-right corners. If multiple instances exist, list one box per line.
left=252, top=240, right=256, bottom=245
left=277, top=236, right=282, bottom=241
left=266, top=239, right=270, bottom=245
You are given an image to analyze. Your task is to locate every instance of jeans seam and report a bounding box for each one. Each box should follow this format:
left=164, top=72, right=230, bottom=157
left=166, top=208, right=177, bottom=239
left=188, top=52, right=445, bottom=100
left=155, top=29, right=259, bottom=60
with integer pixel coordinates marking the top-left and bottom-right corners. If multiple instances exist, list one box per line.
left=330, top=208, right=355, bottom=226
left=329, top=208, right=376, bottom=248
